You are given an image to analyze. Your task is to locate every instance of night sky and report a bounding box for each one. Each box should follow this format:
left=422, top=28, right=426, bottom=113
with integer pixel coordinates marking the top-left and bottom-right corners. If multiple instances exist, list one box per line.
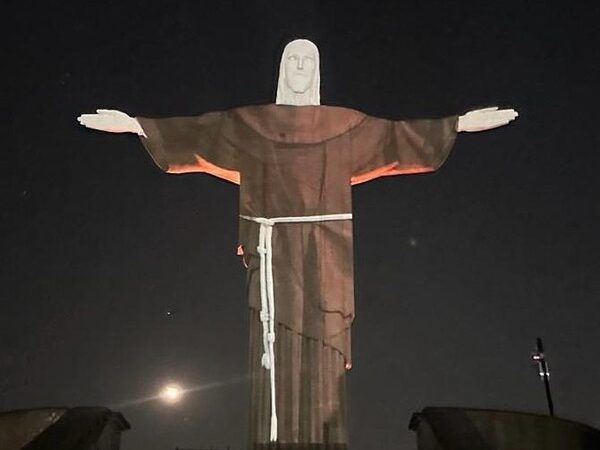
left=3, top=2, right=599, bottom=449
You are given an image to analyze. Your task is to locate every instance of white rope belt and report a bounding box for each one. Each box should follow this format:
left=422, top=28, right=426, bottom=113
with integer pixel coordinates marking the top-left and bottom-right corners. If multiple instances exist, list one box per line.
left=240, top=213, right=353, bottom=442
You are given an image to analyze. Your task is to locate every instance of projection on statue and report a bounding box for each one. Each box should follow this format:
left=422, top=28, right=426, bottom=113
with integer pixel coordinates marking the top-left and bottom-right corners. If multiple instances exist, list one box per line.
left=78, top=38, right=518, bottom=448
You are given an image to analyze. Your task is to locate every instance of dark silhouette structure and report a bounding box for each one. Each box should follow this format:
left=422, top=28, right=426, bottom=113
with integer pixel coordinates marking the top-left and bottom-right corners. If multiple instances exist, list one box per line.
left=410, top=407, right=600, bottom=450
left=0, top=406, right=130, bottom=450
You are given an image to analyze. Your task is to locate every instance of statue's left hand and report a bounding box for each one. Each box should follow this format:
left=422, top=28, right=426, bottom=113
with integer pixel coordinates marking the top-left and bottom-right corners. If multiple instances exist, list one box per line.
left=457, top=107, right=519, bottom=132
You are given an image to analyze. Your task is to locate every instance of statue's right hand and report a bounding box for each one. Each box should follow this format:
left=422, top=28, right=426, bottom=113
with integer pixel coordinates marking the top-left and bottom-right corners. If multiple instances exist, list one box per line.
left=77, top=109, right=145, bottom=135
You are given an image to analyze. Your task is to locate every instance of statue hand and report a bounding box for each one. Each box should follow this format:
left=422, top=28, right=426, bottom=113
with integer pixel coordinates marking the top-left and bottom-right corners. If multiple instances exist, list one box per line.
left=457, top=107, right=519, bottom=132
left=77, top=109, right=145, bottom=135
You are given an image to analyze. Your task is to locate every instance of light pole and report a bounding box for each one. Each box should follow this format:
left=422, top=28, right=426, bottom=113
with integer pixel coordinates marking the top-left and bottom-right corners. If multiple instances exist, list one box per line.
left=531, top=337, right=555, bottom=416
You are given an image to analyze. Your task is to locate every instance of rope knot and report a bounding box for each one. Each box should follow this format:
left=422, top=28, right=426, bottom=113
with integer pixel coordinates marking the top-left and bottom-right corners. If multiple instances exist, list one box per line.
left=261, top=353, right=271, bottom=369
left=255, top=217, right=276, bottom=227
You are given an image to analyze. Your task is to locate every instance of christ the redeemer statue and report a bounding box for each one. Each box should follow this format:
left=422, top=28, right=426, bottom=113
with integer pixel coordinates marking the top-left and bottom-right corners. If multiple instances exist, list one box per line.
left=78, top=39, right=518, bottom=449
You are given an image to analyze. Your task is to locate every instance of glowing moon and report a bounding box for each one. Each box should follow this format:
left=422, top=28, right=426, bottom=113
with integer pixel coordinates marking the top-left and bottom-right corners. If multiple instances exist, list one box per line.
left=160, top=384, right=184, bottom=404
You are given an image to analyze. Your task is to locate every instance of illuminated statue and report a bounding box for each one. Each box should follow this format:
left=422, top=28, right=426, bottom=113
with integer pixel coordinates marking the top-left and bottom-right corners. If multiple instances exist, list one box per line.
left=78, top=38, right=518, bottom=449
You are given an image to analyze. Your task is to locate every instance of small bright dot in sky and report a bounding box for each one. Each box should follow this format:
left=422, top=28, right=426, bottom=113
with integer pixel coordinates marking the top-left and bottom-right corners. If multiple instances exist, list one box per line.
left=160, top=384, right=184, bottom=404
left=408, top=237, right=418, bottom=247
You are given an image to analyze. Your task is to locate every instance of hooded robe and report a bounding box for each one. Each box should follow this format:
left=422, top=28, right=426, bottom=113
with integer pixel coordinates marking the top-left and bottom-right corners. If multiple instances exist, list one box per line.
left=137, top=104, right=457, bottom=447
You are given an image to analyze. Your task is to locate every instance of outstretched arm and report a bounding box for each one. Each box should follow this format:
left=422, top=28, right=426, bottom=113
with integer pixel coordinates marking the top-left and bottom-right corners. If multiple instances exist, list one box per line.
left=77, top=109, right=147, bottom=136
left=350, top=114, right=459, bottom=185
left=457, top=107, right=518, bottom=132
left=77, top=108, right=240, bottom=183
left=350, top=106, right=518, bottom=185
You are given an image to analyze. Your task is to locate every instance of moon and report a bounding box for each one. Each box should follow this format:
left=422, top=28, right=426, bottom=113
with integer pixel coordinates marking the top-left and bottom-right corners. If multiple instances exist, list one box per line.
left=159, top=383, right=184, bottom=404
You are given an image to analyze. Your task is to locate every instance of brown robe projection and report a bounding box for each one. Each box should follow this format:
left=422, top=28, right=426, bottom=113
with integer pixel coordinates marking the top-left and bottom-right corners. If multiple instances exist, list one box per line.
left=137, top=104, right=457, bottom=447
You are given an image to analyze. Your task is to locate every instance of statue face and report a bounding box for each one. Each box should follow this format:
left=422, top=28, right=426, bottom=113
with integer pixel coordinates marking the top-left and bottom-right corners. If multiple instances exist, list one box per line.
left=276, top=38, right=320, bottom=106
left=283, top=41, right=317, bottom=94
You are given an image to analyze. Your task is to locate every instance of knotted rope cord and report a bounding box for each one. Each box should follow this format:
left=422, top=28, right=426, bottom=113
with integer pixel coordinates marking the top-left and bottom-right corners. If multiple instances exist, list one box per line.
left=240, top=213, right=353, bottom=442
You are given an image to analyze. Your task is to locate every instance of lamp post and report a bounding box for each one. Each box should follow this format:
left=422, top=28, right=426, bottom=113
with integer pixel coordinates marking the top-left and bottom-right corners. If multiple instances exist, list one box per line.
left=531, top=337, right=554, bottom=416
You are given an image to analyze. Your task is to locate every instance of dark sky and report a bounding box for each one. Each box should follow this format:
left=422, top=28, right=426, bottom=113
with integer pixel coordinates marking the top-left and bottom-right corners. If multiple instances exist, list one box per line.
left=3, top=2, right=599, bottom=449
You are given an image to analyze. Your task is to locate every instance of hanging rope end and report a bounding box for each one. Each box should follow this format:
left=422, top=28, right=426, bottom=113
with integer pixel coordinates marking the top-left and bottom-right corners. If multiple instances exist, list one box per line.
left=269, top=415, right=278, bottom=442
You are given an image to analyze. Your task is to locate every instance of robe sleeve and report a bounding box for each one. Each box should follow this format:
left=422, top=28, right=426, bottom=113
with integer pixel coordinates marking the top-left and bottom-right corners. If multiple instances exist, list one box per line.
left=136, top=111, right=240, bottom=184
left=350, top=115, right=458, bottom=185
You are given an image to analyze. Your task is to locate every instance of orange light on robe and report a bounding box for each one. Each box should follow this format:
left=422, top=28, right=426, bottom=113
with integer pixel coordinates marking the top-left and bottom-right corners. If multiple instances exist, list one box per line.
left=350, top=161, right=434, bottom=185
left=167, top=154, right=241, bottom=184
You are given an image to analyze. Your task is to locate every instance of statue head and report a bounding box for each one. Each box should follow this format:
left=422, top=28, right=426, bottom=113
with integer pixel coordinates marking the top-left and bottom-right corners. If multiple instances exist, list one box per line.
left=276, top=39, right=320, bottom=106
